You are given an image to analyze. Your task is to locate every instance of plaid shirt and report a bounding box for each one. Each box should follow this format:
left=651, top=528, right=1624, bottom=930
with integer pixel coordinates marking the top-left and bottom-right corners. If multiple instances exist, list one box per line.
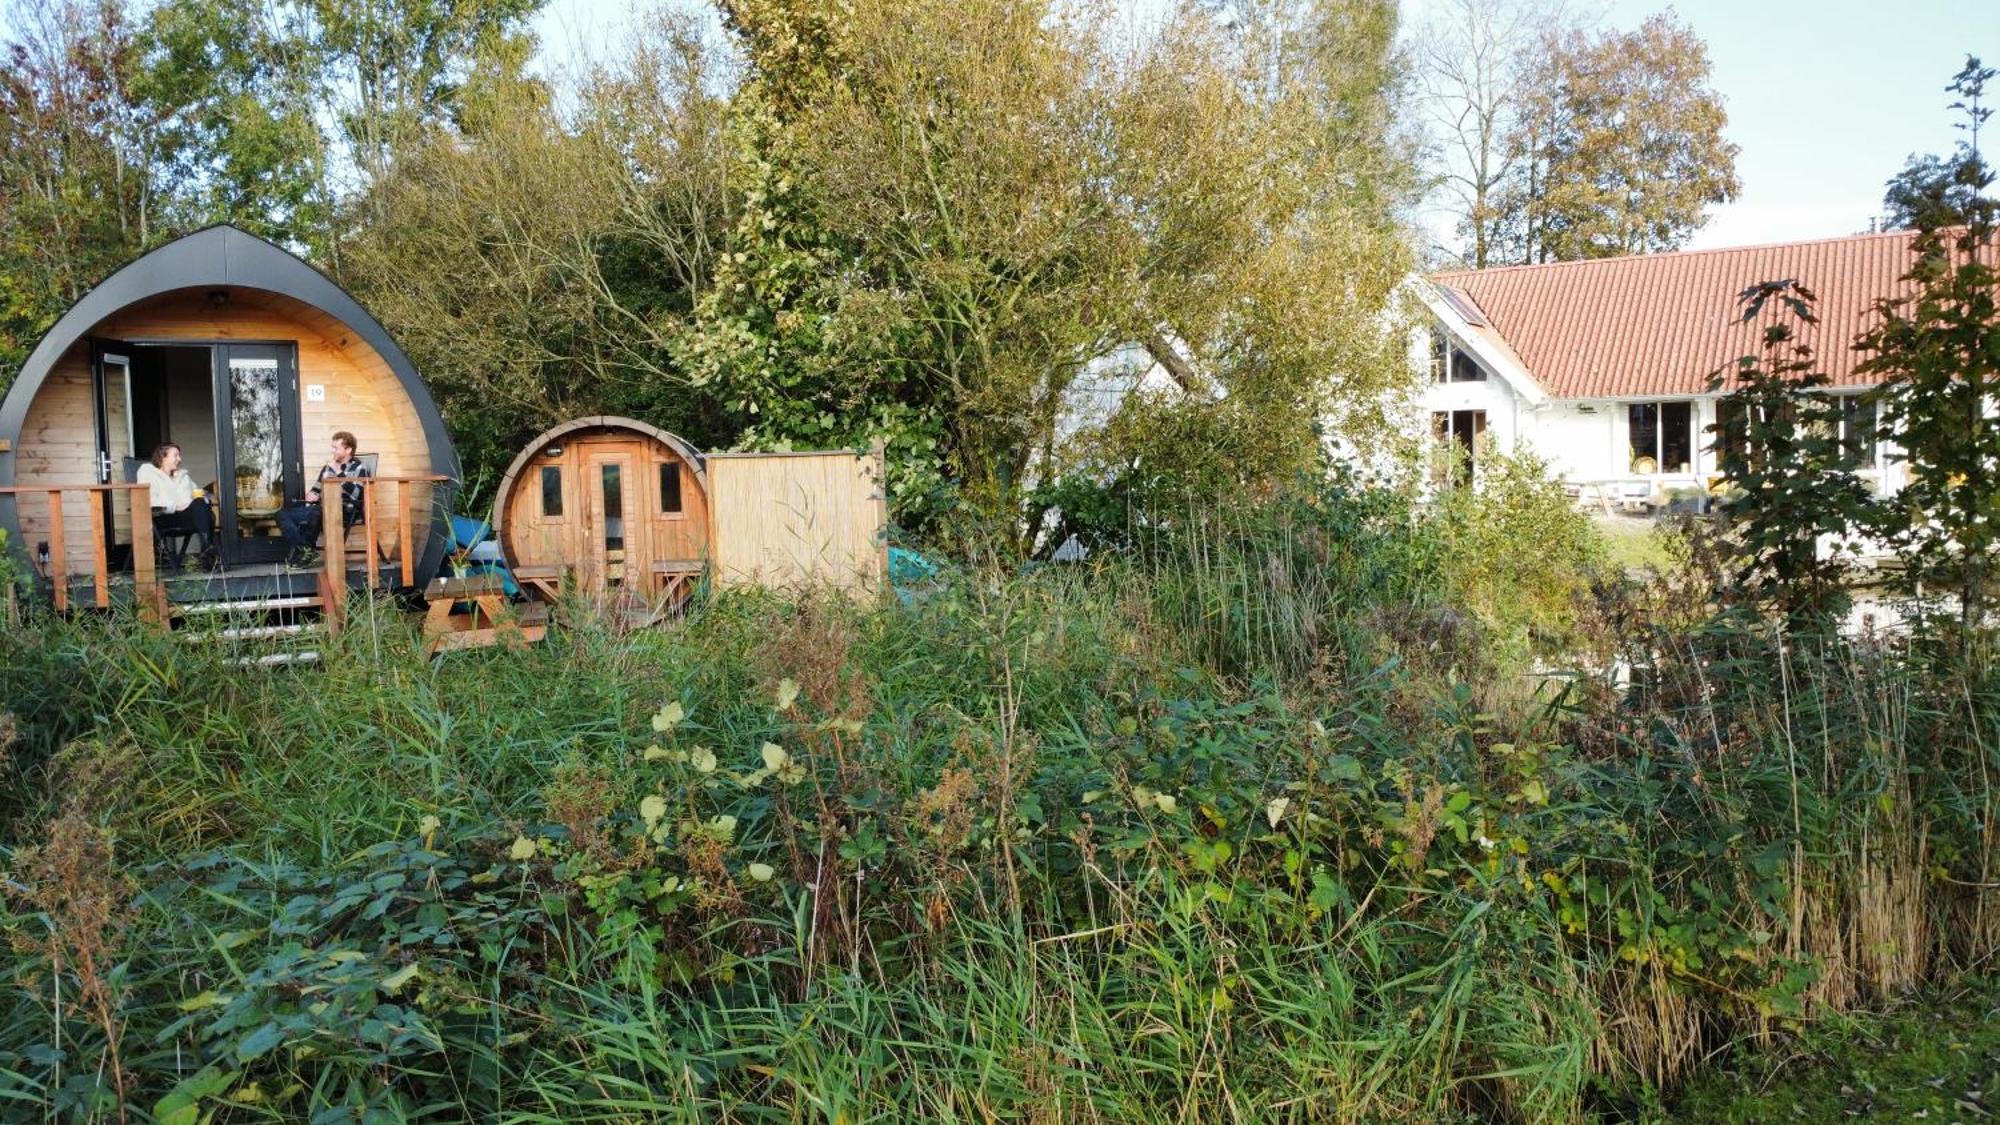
left=314, top=458, right=371, bottom=523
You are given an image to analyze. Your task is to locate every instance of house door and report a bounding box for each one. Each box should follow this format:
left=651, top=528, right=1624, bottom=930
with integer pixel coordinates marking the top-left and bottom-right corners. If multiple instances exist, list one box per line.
left=582, top=445, right=643, bottom=593
left=88, top=339, right=139, bottom=559
left=212, top=344, right=302, bottom=565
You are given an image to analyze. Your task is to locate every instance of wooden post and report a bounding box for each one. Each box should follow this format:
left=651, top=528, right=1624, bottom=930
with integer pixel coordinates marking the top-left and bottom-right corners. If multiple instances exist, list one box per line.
left=398, top=482, right=415, bottom=588
left=321, top=485, right=346, bottom=625
left=363, top=480, right=378, bottom=592
left=86, top=494, right=108, bottom=608
left=128, top=488, right=160, bottom=624
left=871, top=439, right=890, bottom=596
left=45, top=489, right=67, bottom=612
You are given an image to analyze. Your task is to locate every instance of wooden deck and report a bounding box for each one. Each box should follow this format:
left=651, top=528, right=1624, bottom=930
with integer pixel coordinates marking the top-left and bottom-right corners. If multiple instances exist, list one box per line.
left=3, top=474, right=448, bottom=633
left=55, top=558, right=403, bottom=612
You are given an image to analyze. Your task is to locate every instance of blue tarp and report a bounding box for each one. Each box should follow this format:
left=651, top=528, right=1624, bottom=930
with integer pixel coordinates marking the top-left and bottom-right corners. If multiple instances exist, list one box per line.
left=445, top=514, right=518, bottom=597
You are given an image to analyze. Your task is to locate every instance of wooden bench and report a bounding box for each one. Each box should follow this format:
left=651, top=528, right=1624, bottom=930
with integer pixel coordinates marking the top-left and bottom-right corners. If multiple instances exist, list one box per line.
left=421, top=573, right=547, bottom=654
left=649, top=558, right=705, bottom=609
left=510, top=564, right=563, bottom=601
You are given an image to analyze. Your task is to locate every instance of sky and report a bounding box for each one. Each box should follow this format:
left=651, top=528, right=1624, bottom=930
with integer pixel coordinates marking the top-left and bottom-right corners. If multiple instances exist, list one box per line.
left=1440, top=0, right=2000, bottom=252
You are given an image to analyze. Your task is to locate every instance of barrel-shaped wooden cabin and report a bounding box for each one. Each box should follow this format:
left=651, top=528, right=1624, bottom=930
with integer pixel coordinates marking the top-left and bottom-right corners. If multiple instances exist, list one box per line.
left=492, top=417, right=710, bottom=605
left=0, top=225, right=459, bottom=614
left=493, top=416, right=890, bottom=605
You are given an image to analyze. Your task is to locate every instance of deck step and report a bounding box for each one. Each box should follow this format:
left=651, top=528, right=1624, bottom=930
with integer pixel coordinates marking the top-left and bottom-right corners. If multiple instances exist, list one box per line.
left=176, top=595, right=323, bottom=615
left=227, top=650, right=323, bottom=668
left=185, top=623, right=320, bottom=643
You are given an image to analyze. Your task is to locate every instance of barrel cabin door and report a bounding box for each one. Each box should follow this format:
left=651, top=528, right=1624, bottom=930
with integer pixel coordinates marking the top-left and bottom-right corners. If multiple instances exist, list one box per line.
left=582, top=443, right=643, bottom=593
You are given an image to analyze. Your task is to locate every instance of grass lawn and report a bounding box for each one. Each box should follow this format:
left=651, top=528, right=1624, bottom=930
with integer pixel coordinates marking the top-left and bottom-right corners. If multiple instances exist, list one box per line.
left=1594, top=514, right=1677, bottom=573
left=1671, top=977, right=2000, bottom=1122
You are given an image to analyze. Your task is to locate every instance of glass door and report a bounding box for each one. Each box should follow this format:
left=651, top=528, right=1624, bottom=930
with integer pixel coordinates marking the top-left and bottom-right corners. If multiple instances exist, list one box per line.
left=584, top=446, right=640, bottom=592
left=89, top=339, right=137, bottom=562
left=213, top=344, right=301, bottom=565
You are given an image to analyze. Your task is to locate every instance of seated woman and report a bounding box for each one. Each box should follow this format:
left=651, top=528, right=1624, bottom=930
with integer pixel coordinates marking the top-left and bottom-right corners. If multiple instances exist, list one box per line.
left=136, top=442, right=217, bottom=569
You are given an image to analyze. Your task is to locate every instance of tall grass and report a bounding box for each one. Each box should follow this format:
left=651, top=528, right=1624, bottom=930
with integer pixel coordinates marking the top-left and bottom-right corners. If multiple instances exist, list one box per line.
left=0, top=476, right=1994, bottom=1121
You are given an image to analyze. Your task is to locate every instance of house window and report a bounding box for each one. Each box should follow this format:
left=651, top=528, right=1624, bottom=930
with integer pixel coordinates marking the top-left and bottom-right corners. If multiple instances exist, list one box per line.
left=540, top=466, right=563, bottom=517
left=1628, top=401, right=1694, bottom=474
left=659, top=462, right=683, bottom=514
left=1431, top=409, right=1487, bottom=483
left=1715, top=395, right=1878, bottom=476
left=1430, top=331, right=1487, bottom=383
left=1836, top=394, right=1878, bottom=469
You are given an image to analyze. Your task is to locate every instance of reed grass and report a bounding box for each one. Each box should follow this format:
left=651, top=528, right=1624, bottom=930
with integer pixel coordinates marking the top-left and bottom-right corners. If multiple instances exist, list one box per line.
left=0, top=477, right=1993, bottom=1122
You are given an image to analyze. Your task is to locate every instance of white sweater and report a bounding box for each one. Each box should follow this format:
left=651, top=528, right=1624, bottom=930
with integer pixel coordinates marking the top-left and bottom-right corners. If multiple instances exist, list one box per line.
left=136, top=462, right=197, bottom=513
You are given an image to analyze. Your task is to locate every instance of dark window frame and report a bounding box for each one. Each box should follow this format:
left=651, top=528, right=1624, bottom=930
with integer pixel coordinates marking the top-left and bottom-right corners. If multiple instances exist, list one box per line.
left=659, top=461, right=684, bottom=515
left=1627, top=400, right=1695, bottom=474
left=1430, top=408, right=1487, bottom=484
left=540, top=465, right=564, bottom=517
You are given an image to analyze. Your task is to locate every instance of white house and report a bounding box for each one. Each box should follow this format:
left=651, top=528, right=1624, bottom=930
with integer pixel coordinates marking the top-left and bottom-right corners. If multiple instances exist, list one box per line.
left=1413, top=229, right=1920, bottom=507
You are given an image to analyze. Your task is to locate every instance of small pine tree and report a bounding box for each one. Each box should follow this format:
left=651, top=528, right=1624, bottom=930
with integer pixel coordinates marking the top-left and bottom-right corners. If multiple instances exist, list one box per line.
left=1857, top=57, right=2000, bottom=630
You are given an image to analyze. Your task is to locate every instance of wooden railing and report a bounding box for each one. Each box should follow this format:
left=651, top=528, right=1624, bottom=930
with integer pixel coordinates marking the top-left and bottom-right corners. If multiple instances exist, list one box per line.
left=319, top=474, right=451, bottom=633
left=0, top=473, right=450, bottom=627
left=0, top=483, right=164, bottom=619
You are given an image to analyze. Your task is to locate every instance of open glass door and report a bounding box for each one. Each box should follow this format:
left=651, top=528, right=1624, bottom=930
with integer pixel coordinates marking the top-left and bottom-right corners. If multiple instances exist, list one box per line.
left=213, top=344, right=302, bottom=565
left=89, top=339, right=138, bottom=563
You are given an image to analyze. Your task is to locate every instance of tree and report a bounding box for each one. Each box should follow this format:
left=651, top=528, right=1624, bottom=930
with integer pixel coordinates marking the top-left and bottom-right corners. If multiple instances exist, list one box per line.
left=1882, top=151, right=1984, bottom=231
left=1408, top=0, right=1568, bottom=268
left=0, top=0, right=547, bottom=392
left=1496, top=13, right=1739, bottom=263
left=0, top=0, right=164, bottom=381
left=679, top=0, right=1415, bottom=546
left=1881, top=57, right=1998, bottom=231
left=133, top=0, right=332, bottom=248
left=1856, top=57, right=2000, bottom=631
left=338, top=13, right=735, bottom=482
left=1709, top=281, right=1880, bottom=626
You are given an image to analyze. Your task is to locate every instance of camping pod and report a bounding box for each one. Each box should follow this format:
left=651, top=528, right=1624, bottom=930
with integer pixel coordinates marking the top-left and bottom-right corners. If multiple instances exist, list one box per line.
left=492, top=418, right=889, bottom=603
left=0, top=224, right=459, bottom=611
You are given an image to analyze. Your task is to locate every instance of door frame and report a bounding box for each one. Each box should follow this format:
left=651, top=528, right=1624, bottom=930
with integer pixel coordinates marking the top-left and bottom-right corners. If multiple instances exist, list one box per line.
left=582, top=444, right=643, bottom=592
left=209, top=342, right=303, bottom=565
left=87, top=338, right=137, bottom=560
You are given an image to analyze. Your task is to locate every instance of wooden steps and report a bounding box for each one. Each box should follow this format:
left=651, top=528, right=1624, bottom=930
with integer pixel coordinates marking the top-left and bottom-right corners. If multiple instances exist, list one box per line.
left=172, top=591, right=329, bottom=668
left=176, top=595, right=323, bottom=616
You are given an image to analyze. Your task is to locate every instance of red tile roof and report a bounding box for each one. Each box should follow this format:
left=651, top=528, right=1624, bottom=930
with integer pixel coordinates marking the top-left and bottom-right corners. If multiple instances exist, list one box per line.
left=1431, top=229, right=1935, bottom=399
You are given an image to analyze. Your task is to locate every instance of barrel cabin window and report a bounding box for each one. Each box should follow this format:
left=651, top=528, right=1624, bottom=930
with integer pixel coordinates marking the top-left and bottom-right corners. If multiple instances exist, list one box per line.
left=540, top=466, right=563, bottom=516
left=1628, top=401, right=1694, bottom=475
left=660, top=462, right=683, bottom=515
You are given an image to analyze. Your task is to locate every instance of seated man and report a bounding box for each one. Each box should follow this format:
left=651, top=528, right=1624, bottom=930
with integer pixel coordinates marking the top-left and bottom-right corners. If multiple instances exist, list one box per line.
left=136, top=441, right=217, bottom=569
left=277, top=430, right=371, bottom=568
